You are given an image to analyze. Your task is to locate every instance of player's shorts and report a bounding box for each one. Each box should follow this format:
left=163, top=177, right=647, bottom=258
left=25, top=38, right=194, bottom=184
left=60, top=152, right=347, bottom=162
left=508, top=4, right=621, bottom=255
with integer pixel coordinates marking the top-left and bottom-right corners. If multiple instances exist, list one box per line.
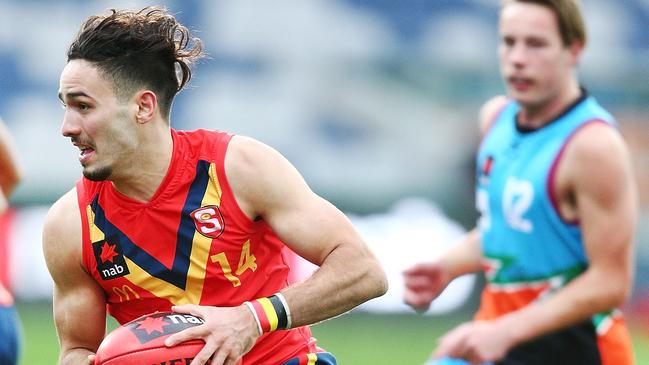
left=0, top=304, right=20, bottom=365
left=423, top=318, right=623, bottom=365
left=280, top=351, right=336, bottom=365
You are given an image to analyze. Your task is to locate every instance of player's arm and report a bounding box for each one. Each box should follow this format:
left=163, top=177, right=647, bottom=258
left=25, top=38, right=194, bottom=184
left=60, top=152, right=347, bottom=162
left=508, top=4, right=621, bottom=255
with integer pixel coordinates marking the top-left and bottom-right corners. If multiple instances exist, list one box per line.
left=403, top=229, right=482, bottom=311
left=228, top=136, right=388, bottom=326
left=43, top=189, right=107, bottom=365
left=402, top=97, right=505, bottom=311
left=0, top=119, right=22, bottom=197
left=166, top=136, right=387, bottom=365
left=0, top=118, right=22, bottom=214
left=499, top=122, right=636, bottom=347
left=0, top=190, right=7, bottom=213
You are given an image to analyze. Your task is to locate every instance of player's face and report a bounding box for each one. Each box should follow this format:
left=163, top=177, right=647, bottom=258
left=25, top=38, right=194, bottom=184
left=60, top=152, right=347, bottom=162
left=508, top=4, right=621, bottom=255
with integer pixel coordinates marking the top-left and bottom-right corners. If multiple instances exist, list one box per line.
left=59, top=60, right=139, bottom=181
left=498, top=3, right=579, bottom=110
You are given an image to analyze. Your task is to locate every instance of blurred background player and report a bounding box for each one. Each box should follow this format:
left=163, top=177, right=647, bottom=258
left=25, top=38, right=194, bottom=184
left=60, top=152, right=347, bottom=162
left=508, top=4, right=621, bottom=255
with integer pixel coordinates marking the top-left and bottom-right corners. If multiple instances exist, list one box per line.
left=403, top=0, right=637, bottom=364
left=0, top=118, right=22, bottom=365
left=43, top=7, right=386, bottom=365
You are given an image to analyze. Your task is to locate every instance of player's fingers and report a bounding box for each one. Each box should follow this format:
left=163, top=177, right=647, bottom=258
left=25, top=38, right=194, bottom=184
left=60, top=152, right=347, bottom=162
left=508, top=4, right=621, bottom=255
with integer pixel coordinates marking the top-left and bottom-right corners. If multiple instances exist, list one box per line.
left=87, top=354, right=96, bottom=365
left=433, top=334, right=456, bottom=358
left=403, top=289, right=431, bottom=310
left=165, top=326, right=204, bottom=347
left=465, top=348, right=487, bottom=365
left=468, top=355, right=483, bottom=365
left=172, top=304, right=204, bottom=317
left=223, top=355, right=243, bottom=365
left=434, top=330, right=469, bottom=360
left=190, top=342, right=219, bottom=365
left=210, top=337, right=246, bottom=365
left=207, top=346, right=229, bottom=365
left=404, top=275, right=435, bottom=290
left=402, top=263, right=431, bottom=275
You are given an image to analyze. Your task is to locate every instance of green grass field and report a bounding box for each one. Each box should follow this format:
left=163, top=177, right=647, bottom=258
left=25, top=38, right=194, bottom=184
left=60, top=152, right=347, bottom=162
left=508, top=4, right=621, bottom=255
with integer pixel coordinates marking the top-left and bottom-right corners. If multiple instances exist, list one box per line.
left=16, top=301, right=649, bottom=364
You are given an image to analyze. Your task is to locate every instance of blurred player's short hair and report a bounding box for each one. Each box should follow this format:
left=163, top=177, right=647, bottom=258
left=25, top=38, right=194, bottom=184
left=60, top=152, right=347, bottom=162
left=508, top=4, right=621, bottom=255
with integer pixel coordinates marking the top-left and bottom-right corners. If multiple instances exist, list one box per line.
left=503, top=0, right=587, bottom=47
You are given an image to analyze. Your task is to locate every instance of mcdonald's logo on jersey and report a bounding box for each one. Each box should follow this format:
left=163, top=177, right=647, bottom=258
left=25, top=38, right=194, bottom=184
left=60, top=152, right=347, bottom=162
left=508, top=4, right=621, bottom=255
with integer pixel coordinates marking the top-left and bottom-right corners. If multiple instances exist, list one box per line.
left=191, top=205, right=225, bottom=239
left=112, top=285, right=141, bottom=302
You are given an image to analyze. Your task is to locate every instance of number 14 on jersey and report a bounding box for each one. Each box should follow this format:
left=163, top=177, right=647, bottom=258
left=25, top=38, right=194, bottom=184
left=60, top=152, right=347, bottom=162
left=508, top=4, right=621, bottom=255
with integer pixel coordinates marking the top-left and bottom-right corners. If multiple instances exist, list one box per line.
left=210, top=240, right=257, bottom=287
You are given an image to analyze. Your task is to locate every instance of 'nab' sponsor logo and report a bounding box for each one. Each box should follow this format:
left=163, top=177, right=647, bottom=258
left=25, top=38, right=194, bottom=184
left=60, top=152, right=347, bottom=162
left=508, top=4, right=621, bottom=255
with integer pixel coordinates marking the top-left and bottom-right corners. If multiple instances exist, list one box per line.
left=191, top=205, right=225, bottom=238
left=92, top=238, right=130, bottom=280
left=127, top=312, right=205, bottom=344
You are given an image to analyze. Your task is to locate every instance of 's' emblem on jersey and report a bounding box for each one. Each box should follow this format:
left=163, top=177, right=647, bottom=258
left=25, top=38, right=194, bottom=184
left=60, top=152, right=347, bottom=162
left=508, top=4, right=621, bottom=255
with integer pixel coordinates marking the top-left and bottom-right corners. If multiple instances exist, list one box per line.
left=191, top=205, right=225, bottom=238
left=92, top=238, right=130, bottom=280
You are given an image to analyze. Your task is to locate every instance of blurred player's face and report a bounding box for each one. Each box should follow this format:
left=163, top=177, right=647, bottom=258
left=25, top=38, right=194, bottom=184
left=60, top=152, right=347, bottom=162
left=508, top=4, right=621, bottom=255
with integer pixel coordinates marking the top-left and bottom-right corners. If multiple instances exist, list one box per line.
left=498, top=3, right=581, bottom=111
left=59, top=60, right=139, bottom=181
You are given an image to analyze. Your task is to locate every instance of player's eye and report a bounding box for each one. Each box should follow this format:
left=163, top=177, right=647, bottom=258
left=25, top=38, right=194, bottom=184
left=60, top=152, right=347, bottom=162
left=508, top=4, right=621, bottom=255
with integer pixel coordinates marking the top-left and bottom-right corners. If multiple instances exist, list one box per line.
left=79, top=103, right=90, bottom=111
left=528, top=38, right=546, bottom=48
left=502, top=37, right=515, bottom=47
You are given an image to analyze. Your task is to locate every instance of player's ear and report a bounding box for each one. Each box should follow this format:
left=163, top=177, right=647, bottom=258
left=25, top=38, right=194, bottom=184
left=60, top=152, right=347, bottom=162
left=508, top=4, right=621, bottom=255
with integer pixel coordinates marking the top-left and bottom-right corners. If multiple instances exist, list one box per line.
left=569, top=40, right=584, bottom=66
left=135, top=90, right=157, bottom=124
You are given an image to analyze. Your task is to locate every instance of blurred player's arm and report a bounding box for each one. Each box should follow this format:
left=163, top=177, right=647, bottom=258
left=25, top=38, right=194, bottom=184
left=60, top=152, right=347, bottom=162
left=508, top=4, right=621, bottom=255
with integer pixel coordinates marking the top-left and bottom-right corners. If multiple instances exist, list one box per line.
left=496, top=122, right=637, bottom=348
left=402, top=97, right=507, bottom=312
left=43, top=189, right=107, bottom=365
left=227, top=136, right=388, bottom=326
left=0, top=118, right=22, bottom=212
left=403, top=229, right=482, bottom=311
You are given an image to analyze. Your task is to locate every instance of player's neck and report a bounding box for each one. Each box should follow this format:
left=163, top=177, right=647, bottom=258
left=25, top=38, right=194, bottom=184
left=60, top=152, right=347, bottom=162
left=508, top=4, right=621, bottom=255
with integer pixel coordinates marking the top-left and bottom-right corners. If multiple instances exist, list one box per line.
left=517, top=82, right=582, bottom=130
left=111, top=124, right=174, bottom=202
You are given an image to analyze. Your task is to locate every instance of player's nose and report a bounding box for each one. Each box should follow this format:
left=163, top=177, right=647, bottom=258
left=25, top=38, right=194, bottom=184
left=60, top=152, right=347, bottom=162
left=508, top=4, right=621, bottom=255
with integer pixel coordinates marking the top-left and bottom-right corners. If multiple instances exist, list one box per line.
left=61, top=110, right=81, bottom=137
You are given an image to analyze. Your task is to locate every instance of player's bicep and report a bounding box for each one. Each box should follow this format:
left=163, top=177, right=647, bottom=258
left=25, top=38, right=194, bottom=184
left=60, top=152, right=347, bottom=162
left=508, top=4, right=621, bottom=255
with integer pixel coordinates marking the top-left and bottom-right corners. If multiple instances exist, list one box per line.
left=43, top=190, right=106, bottom=352
left=270, top=192, right=363, bottom=266
left=253, top=154, right=361, bottom=265
left=226, top=136, right=364, bottom=265
left=52, top=277, right=107, bottom=353
left=570, top=125, right=636, bottom=272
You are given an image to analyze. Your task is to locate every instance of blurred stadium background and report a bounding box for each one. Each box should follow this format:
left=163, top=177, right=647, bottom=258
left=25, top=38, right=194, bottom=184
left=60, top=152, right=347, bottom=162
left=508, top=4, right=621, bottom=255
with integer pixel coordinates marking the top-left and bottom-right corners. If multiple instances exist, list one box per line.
left=0, top=0, right=648, bottom=364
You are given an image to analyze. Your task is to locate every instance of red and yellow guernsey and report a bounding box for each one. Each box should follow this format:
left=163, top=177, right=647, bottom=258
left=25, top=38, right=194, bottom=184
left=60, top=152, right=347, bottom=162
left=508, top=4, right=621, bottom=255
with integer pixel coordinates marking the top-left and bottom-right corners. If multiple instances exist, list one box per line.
left=77, top=129, right=319, bottom=364
left=0, top=211, right=14, bottom=307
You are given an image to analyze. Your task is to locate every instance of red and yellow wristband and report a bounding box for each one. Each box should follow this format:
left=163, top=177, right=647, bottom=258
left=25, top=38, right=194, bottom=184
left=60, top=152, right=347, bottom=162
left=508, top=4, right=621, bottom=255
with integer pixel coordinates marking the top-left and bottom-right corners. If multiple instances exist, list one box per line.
left=244, top=293, right=291, bottom=334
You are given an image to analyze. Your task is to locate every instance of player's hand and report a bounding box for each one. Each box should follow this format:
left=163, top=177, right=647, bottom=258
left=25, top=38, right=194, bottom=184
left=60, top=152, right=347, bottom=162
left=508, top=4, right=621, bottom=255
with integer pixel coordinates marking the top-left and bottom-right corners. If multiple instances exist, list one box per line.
left=402, top=261, right=451, bottom=312
left=433, top=320, right=513, bottom=365
left=164, top=304, right=260, bottom=365
left=87, top=354, right=95, bottom=365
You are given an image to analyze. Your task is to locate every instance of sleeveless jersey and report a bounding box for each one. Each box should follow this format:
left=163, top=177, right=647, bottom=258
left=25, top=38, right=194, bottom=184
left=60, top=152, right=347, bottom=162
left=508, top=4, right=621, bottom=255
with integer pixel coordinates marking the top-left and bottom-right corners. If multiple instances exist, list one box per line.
left=76, top=129, right=320, bottom=364
left=475, top=95, right=633, bottom=364
left=0, top=211, right=13, bottom=307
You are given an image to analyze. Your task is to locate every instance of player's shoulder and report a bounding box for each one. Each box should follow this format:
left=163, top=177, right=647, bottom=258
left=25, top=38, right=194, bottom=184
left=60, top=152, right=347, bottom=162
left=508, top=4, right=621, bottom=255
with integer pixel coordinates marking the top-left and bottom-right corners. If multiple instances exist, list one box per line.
left=43, top=187, right=95, bottom=286
left=567, top=121, right=628, bottom=162
left=227, top=135, right=286, bottom=169
left=43, top=188, right=81, bottom=250
left=561, top=121, right=631, bottom=183
left=478, top=95, right=510, bottom=137
left=225, top=135, right=304, bottom=212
